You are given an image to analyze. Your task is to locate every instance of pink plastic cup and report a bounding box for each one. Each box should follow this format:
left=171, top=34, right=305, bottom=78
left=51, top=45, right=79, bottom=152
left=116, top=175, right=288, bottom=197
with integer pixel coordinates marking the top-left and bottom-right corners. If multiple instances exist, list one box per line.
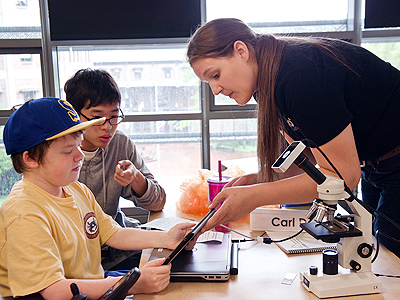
left=207, top=175, right=232, bottom=232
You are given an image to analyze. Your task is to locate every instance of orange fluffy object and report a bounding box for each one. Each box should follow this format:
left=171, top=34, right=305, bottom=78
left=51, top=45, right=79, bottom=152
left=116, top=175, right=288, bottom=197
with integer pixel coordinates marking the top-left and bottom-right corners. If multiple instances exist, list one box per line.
left=176, top=176, right=210, bottom=216
left=176, top=167, right=251, bottom=223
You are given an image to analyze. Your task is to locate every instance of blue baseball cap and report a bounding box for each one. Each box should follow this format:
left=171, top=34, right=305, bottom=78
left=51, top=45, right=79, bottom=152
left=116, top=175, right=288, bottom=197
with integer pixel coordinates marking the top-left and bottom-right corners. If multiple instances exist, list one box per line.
left=3, top=97, right=105, bottom=155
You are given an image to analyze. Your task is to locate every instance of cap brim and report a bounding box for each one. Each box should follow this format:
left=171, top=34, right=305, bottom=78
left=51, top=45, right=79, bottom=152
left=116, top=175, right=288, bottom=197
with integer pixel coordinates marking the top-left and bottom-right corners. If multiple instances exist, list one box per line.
left=46, top=117, right=106, bottom=141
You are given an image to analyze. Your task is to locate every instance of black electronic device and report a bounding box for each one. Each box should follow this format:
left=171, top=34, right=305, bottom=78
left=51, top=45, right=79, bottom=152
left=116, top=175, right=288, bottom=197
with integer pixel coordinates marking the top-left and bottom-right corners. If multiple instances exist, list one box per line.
left=97, top=267, right=141, bottom=300
left=230, top=242, right=239, bottom=275
left=272, top=141, right=306, bottom=173
left=162, top=208, right=216, bottom=265
left=70, top=283, right=87, bottom=299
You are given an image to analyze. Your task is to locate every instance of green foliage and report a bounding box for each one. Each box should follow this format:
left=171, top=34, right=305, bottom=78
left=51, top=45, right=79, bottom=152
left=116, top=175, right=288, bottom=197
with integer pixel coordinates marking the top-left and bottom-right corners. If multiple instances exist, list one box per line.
left=0, top=149, right=13, bottom=173
left=214, top=141, right=257, bottom=153
left=363, top=42, right=400, bottom=70
left=0, top=149, right=22, bottom=203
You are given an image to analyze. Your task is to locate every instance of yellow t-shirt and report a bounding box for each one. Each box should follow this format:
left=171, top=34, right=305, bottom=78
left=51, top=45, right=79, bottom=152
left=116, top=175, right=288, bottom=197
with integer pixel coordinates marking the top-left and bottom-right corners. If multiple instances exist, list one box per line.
left=0, top=179, right=120, bottom=297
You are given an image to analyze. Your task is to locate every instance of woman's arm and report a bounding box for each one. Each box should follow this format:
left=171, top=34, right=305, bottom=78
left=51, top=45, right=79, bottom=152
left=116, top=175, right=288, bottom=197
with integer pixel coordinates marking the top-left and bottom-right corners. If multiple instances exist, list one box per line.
left=312, top=124, right=361, bottom=190
left=203, top=124, right=360, bottom=231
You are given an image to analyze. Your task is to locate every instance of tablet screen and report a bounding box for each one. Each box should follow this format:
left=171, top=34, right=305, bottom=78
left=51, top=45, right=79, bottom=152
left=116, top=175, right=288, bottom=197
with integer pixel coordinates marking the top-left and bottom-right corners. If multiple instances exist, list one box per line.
left=163, top=208, right=216, bottom=265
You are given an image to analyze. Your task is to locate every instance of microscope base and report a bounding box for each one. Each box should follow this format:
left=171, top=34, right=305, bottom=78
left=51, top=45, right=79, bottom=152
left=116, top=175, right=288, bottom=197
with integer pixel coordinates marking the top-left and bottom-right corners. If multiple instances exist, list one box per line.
left=300, top=269, right=382, bottom=298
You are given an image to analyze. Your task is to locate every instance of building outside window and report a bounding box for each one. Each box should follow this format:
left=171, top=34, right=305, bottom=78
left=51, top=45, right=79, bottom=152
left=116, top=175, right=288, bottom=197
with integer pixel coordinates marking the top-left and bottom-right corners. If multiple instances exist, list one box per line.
left=0, top=0, right=42, bottom=203
left=1, top=0, right=400, bottom=204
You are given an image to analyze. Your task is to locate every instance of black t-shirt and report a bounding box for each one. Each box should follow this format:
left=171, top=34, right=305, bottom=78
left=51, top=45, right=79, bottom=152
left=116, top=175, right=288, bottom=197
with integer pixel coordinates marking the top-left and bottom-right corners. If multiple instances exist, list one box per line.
left=274, top=39, right=400, bottom=161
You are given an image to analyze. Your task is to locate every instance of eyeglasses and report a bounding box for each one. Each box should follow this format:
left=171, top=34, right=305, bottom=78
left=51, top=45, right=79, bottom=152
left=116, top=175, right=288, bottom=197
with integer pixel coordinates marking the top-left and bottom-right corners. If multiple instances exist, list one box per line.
left=80, top=108, right=125, bottom=126
left=11, top=103, right=23, bottom=112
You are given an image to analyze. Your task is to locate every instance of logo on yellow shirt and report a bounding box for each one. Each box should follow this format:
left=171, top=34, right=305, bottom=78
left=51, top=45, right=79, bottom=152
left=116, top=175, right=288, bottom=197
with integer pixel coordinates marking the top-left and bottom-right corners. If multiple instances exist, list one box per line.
left=84, top=212, right=99, bottom=239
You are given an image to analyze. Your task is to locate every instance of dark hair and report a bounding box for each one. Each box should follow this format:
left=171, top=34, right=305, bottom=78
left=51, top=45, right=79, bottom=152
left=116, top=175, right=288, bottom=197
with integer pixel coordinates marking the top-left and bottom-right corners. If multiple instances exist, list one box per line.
left=187, top=18, right=350, bottom=182
left=64, top=68, right=121, bottom=112
left=187, top=18, right=285, bottom=182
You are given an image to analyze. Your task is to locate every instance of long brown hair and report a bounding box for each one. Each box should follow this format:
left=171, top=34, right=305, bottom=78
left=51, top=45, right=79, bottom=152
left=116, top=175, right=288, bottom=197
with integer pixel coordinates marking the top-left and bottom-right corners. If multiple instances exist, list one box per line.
left=187, top=18, right=350, bottom=182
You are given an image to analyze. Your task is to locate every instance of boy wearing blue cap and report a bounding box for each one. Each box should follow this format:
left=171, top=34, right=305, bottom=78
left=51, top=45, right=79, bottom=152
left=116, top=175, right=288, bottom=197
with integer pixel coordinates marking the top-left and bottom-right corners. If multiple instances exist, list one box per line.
left=0, top=98, right=193, bottom=299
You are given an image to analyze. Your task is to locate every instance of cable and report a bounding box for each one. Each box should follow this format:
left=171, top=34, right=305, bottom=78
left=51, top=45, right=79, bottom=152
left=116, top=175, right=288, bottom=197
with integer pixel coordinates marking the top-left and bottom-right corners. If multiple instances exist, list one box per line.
left=257, top=229, right=304, bottom=244
left=218, top=224, right=256, bottom=242
left=371, top=230, right=380, bottom=264
left=376, top=229, right=400, bottom=244
left=374, top=273, right=400, bottom=278
left=302, top=139, right=400, bottom=244
left=217, top=224, right=305, bottom=244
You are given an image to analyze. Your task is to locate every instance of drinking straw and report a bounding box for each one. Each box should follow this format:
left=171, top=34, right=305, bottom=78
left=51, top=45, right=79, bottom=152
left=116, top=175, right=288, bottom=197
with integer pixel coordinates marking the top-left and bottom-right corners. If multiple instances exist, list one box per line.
left=218, top=160, right=222, bottom=181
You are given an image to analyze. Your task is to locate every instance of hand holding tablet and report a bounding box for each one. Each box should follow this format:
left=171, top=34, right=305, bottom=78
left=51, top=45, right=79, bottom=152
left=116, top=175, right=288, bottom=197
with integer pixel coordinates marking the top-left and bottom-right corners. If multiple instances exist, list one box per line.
left=163, top=208, right=216, bottom=265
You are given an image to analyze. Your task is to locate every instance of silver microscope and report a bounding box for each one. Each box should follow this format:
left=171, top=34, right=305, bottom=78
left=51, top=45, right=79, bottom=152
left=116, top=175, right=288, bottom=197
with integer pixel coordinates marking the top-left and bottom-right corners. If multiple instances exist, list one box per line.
left=272, top=141, right=381, bottom=298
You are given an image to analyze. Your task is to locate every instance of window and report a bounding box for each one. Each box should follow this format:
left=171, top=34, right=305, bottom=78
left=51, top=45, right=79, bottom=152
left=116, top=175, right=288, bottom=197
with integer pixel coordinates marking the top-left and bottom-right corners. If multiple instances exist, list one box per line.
left=361, top=41, right=400, bottom=70
left=110, top=68, right=122, bottom=79
left=0, top=0, right=41, bottom=39
left=133, top=68, right=143, bottom=79
left=16, top=0, right=27, bottom=7
left=57, top=45, right=202, bottom=197
left=163, top=67, right=172, bottom=79
left=1, top=0, right=400, bottom=207
left=20, top=54, right=32, bottom=62
left=206, top=0, right=350, bottom=34
left=57, top=45, right=200, bottom=113
left=206, top=0, right=350, bottom=106
left=0, top=54, right=42, bottom=109
left=210, top=118, right=257, bottom=172
left=118, top=120, right=202, bottom=200
left=0, top=126, right=23, bottom=205
left=0, top=0, right=43, bottom=202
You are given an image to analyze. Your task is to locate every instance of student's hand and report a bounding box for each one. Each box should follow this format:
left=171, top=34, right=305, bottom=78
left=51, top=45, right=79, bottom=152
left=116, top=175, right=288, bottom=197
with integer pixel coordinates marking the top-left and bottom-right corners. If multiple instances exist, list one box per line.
left=166, top=222, right=195, bottom=249
left=114, top=160, right=147, bottom=196
left=128, top=258, right=171, bottom=294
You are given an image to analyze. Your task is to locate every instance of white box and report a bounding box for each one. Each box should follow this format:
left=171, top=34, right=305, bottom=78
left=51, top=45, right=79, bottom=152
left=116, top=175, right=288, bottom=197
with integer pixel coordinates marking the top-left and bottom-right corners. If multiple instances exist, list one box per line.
left=250, top=207, right=308, bottom=231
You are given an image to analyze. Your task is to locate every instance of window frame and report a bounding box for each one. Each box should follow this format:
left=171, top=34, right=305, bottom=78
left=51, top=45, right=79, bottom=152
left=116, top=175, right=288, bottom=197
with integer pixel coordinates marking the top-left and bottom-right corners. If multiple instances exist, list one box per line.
left=1, top=0, right=400, bottom=169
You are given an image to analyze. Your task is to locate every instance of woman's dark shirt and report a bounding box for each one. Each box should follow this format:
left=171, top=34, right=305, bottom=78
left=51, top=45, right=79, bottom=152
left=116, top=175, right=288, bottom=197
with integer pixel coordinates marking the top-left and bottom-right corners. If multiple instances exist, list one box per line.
left=274, top=39, right=400, bottom=161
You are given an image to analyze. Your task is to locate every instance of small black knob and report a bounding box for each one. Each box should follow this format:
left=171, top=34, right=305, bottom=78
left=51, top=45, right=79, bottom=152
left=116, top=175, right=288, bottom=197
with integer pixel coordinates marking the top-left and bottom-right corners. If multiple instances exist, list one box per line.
left=310, top=265, right=318, bottom=275
left=70, top=283, right=87, bottom=300
left=350, top=260, right=361, bottom=271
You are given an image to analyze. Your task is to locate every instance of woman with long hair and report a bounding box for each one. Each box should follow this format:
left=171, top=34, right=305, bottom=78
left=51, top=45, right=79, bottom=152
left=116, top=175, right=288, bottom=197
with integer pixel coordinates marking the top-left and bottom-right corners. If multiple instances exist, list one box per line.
left=187, top=18, right=400, bottom=257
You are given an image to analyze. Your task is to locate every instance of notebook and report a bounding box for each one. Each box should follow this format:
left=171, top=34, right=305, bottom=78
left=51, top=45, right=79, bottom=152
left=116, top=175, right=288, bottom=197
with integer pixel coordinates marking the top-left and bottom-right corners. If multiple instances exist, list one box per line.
left=149, top=233, right=232, bottom=282
left=267, top=231, right=337, bottom=254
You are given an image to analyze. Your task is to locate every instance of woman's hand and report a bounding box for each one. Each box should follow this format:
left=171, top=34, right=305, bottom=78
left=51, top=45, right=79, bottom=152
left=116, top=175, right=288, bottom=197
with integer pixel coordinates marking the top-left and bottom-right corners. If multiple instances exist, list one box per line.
left=203, top=184, right=259, bottom=232
left=225, top=173, right=258, bottom=188
left=128, top=258, right=171, bottom=294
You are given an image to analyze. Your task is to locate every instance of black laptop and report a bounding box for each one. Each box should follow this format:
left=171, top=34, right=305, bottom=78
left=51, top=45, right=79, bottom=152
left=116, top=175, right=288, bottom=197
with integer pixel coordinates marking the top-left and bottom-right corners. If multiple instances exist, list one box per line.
left=149, top=233, right=232, bottom=282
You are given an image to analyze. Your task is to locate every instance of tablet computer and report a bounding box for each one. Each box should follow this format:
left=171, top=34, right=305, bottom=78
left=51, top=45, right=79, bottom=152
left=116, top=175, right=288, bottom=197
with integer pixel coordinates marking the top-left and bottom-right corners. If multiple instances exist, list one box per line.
left=162, top=208, right=216, bottom=265
left=98, top=267, right=141, bottom=300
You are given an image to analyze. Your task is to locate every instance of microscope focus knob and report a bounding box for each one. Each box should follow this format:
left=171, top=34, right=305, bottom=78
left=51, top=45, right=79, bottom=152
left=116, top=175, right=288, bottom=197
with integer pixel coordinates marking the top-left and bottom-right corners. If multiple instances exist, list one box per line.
left=357, top=243, right=373, bottom=258
left=350, top=260, right=361, bottom=271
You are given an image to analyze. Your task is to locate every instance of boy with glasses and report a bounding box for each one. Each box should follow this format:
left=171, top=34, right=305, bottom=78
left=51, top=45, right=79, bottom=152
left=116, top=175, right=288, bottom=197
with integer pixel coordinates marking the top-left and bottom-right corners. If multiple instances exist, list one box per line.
left=64, top=68, right=167, bottom=270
